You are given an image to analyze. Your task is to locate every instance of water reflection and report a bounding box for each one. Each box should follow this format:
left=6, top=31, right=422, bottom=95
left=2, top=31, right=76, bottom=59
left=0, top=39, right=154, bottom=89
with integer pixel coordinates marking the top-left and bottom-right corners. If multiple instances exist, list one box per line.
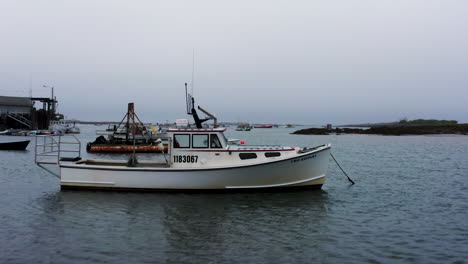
left=30, top=190, right=330, bottom=263
left=158, top=191, right=331, bottom=262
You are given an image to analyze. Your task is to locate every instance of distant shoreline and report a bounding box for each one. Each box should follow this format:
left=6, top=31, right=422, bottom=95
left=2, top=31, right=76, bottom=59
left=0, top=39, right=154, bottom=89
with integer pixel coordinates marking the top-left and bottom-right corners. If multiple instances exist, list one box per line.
left=292, top=124, right=468, bottom=136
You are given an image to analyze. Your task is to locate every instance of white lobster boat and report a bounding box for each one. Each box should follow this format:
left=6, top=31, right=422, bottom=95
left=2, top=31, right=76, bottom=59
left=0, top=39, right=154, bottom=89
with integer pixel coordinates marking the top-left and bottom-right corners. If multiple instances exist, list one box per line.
left=35, top=85, right=331, bottom=191
left=36, top=127, right=331, bottom=191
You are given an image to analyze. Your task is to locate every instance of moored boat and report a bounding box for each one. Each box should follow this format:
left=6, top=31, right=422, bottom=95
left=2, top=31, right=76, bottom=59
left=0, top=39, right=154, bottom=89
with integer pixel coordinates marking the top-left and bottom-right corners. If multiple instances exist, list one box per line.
left=87, top=103, right=167, bottom=153
left=0, top=140, right=30, bottom=150
left=49, top=120, right=80, bottom=134
left=34, top=85, right=331, bottom=191
left=235, top=123, right=252, bottom=131
left=55, top=128, right=330, bottom=190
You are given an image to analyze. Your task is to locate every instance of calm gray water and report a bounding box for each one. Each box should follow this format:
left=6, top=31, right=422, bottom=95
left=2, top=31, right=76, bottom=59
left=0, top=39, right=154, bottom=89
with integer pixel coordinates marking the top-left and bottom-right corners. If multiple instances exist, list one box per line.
left=1, top=125, right=467, bottom=264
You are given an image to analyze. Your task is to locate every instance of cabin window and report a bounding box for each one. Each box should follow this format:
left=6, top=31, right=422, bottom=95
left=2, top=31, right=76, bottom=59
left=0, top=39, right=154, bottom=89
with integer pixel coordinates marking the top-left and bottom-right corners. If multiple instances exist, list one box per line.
left=174, top=134, right=190, bottom=148
left=192, top=134, right=209, bottom=148
left=265, top=152, right=281, bottom=158
left=239, top=153, right=257, bottom=160
left=210, top=134, right=223, bottom=148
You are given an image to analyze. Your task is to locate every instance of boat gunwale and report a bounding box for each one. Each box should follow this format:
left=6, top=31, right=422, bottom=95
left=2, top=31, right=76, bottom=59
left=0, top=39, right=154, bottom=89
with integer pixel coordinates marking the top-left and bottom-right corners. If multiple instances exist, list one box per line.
left=185, top=148, right=295, bottom=152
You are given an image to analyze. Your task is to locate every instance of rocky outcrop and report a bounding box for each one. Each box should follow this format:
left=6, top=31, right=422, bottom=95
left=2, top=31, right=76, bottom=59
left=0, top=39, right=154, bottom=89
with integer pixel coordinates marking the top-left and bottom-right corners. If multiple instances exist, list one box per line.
left=292, top=124, right=468, bottom=136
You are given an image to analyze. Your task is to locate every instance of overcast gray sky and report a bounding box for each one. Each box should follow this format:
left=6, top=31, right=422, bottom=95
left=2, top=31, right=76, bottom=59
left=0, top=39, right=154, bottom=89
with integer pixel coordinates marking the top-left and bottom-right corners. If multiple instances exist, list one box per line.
left=1, top=0, right=467, bottom=125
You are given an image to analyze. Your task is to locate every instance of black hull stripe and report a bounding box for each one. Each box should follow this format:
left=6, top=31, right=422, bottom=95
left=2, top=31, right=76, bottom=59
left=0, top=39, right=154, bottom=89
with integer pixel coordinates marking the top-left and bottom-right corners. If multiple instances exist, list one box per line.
left=60, top=184, right=323, bottom=192
left=60, top=146, right=331, bottom=172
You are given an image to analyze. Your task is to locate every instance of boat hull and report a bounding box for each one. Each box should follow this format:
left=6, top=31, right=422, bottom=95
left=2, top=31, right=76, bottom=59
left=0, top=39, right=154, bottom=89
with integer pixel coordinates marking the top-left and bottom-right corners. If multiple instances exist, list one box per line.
left=60, top=146, right=330, bottom=190
left=0, top=140, right=30, bottom=150
left=67, top=127, right=80, bottom=134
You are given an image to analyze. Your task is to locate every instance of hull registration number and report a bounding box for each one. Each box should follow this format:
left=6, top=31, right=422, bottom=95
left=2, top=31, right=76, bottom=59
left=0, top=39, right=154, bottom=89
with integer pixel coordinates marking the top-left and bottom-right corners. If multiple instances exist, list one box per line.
left=174, top=155, right=198, bottom=163
left=291, top=154, right=316, bottom=163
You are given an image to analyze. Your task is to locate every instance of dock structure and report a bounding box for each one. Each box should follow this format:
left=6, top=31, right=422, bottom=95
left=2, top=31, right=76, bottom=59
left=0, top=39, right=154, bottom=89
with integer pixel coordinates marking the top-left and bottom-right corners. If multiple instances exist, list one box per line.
left=0, top=95, right=57, bottom=130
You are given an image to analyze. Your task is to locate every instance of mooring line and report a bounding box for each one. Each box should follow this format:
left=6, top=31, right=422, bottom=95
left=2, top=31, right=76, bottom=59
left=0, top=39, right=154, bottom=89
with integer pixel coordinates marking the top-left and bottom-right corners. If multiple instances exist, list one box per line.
left=330, top=153, right=355, bottom=185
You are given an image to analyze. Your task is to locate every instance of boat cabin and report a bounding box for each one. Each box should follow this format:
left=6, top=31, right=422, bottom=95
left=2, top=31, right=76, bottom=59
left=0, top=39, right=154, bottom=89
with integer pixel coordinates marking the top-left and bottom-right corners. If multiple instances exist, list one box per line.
left=165, top=127, right=296, bottom=168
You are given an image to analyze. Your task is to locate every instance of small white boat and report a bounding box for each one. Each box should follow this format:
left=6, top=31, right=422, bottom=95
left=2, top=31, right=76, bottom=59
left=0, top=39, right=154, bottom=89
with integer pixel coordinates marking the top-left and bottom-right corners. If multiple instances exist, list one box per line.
left=235, top=123, right=252, bottom=131
left=49, top=120, right=80, bottom=134
left=66, top=126, right=80, bottom=134
left=37, top=127, right=331, bottom=191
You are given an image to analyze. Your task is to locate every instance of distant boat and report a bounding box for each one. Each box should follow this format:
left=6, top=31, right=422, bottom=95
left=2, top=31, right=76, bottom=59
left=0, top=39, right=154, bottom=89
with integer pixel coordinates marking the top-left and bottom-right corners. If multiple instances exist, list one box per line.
left=0, top=140, right=30, bottom=150
left=49, top=120, right=80, bottom=134
left=254, top=125, right=273, bottom=128
left=235, top=123, right=252, bottom=131
left=67, top=126, right=80, bottom=134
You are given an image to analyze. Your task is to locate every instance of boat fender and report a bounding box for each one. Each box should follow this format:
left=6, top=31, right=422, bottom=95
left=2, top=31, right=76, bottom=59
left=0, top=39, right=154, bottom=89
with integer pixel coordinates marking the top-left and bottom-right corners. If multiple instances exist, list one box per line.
left=155, top=139, right=164, bottom=151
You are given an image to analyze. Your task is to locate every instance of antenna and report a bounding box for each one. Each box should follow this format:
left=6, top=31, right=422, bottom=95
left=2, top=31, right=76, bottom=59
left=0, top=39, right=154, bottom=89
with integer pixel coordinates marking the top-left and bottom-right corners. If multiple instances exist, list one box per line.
left=191, top=48, right=195, bottom=96
left=29, top=73, right=32, bottom=98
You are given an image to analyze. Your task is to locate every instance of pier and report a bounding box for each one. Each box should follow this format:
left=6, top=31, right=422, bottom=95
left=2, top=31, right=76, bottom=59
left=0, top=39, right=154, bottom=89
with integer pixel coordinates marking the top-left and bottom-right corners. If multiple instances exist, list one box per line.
left=0, top=96, right=57, bottom=130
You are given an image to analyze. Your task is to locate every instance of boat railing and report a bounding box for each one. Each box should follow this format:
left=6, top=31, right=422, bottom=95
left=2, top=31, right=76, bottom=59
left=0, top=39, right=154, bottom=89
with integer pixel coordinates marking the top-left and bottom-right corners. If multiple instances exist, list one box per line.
left=239, top=144, right=283, bottom=147
left=95, top=130, right=115, bottom=136
left=34, top=134, right=81, bottom=177
left=35, top=135, right=172, bottom=176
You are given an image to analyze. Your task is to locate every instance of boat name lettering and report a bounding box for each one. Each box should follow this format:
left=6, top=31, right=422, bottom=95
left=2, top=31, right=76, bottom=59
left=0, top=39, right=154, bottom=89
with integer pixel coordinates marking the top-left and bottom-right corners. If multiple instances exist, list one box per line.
left=291, top=154, right=316, bottom=163
left=174, top=155, right=198, bottom=163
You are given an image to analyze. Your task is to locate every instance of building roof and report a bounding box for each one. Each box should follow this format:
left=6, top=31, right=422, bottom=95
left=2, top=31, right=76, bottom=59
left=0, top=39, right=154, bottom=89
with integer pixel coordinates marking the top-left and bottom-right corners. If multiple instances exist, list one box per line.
left=0, top=96, right=32, bottom=107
